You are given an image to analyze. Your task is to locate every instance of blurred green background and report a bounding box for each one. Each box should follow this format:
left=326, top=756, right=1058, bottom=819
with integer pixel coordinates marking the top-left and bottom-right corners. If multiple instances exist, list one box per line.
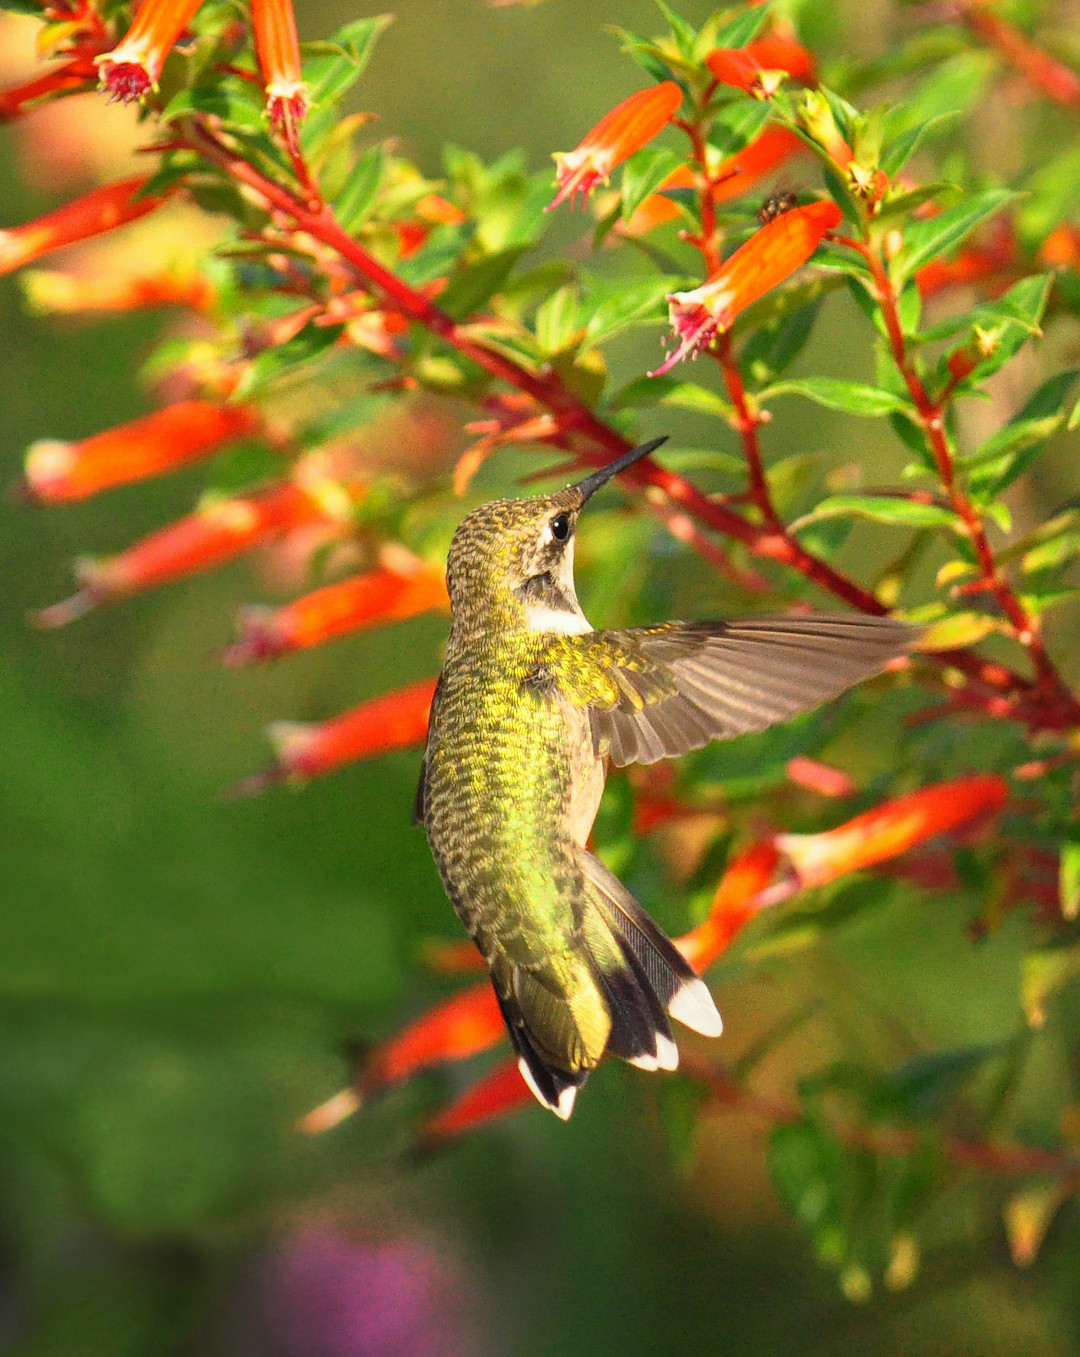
left=3, top=1, right=1080, bottom=1354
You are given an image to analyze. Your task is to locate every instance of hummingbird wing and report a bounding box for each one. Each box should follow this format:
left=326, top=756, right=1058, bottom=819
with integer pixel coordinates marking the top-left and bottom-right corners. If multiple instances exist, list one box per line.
left=578, top=614, right=914, bottom=767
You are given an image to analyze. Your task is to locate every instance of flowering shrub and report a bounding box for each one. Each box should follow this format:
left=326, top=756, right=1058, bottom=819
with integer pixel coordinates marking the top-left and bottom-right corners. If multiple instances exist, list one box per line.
left=4, top=0, right=1080, bottom=1329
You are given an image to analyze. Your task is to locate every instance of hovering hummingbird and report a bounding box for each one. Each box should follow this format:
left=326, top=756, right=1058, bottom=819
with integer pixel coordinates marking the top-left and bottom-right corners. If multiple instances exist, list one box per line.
left=416, top=436, right=913, bottom=1118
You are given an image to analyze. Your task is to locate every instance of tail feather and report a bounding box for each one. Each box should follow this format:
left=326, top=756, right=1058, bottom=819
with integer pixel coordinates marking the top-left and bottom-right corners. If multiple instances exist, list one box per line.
left=484, top=850, right=723, bottom=1118
left=579, top=849, right=723, bottom=1039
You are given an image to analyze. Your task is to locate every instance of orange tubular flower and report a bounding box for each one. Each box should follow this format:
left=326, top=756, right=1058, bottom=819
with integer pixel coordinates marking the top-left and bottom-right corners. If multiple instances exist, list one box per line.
left=651, top=198, right=842, bottom=375
left=774, top=774, right=1010, bottom=888
left=224, top=562, right=449, bottom=665
left=22, top=269, right=214, bottom=316
left=547, top=81, right=683, bottom=211
left=362, top=980, right=506, bottom=1096
left=251, top=0, right=309, bottom=150
left=744, top=36, right=818, bottom=86
left=96, top=0, right=205, bottom=101
left=20, top=402, right=258, bottom=504
left=0, top=177, right=164, bottom=277
left=917, top=223, right=1018, bottom=297
left=229, top=677, right=438, bottom=793
left=786, top=756, right=857, bottom=799
left=705, top=48, right=785, bottom=98
left=32, top=480, right=325, bottom=628
left=677, top=841, right=781, bottom=972
left=419, top=1056, right=533, bottom=1147
left=0, top=55, right=99, bottom=122
left=713, top=125, right=806, bottom=205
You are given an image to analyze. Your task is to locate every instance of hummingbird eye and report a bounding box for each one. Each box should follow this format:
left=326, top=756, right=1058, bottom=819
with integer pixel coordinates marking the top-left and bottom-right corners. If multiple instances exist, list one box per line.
left=550, top=512, right=571, bottom=542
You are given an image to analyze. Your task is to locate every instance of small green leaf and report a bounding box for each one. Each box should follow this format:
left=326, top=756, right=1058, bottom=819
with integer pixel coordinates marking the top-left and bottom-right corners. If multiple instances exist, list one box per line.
left=303, top=14, right=394, bottom=106
left=620, top=145, right=683, bottom=221
left=655, top=0, right=698, bottom=56
left=1022, top=531, right=1080, bottom=575
left=608, top=27, right=682, bottom=86
left=609, top=375, right=735, bottom=421
left=581, top=276, right=685, bottom=350
left=233, top=321, right=344, bottom=398
left=1018, top=145, right=1080, bottom=243
left=880, top=111, right=963, bottom=178
left=535, top=286, right=581, bottom=355
left=708, top=100, right=773, bottom=159
left=792, top=494, right=961, bottom=531
left=892, top=189, right=1017, bottom=284
left=1023, top=945, right=1080, bottom=1027
left=917, top=612, right=999, bottom=650
left=438, top=248, right=525, bottom=321
left=966, top=369, right=1078, bottom=498
left=761, top=377, right=913, bottom=417
left=333, top=144, right=385, bottom=232
left=741, top=301, right=823, bottom=389
left=710, top=4, right=771, bottom=50
left=1062, top=841, right=1080, bottom=922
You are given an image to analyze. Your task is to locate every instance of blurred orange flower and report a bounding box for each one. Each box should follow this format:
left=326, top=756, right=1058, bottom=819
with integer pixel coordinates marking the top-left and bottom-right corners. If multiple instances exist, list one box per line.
left=775, top=775, right=1010, bottom=887
left=0, top=176, right=164, bottom=275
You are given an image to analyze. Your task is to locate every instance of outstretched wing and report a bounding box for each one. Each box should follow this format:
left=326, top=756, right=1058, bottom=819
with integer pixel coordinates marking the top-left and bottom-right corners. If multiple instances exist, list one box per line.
left=577, top=614, right=914, bottom=767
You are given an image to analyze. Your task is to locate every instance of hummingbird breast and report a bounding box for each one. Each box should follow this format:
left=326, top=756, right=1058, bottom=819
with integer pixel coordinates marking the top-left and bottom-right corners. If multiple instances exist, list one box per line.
left=422, top=631, right=603, bottom=966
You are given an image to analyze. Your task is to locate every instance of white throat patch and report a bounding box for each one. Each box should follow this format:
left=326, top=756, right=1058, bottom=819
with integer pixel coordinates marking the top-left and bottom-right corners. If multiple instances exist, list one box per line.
left=525, top=605, right=593, bottom=635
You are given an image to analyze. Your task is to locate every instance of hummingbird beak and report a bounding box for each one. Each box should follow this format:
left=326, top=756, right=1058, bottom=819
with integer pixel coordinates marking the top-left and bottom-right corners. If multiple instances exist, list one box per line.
left=573, top=435, right=669, bottom=504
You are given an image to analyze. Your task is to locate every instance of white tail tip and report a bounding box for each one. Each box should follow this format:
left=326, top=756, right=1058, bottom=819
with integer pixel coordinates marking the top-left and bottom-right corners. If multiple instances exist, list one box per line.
left=668, top=978, right=723, bottom=1038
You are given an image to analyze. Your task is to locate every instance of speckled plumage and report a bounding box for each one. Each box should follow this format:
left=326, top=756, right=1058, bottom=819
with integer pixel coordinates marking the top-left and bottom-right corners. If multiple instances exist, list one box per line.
left=417, top=444, right=914, bottom=1117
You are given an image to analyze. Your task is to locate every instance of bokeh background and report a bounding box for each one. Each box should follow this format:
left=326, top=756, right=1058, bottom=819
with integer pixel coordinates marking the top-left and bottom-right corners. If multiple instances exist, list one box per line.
left=2, top=1, right=1080, bottom=1354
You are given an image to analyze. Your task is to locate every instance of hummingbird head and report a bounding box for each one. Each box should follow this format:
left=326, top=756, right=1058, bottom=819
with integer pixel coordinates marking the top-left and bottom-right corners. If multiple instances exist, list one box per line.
left=444, top=437, right=667, bottom=636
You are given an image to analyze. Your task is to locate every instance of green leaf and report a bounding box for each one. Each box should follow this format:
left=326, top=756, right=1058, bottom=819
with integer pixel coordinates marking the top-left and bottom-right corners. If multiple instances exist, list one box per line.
left=161, top=78, right=267, bottom=132
left=233, top=321, right=344, bottom=398
left=886, top=1045, right=1000, bottom=1117
left=769, top=1118, right=845, bottom=1232
left=303, top=14, right=394, bottom=106
left=792, top=494, right=961, bottom=531
left=707, top=99, right=772, bottom=159
left=1018, top=145, right=1080, bottom=243
left=438, top=247, right=526, bottom=321
left=966, top=369, right=1078, bottom=497
left=761, top=377, right=913, bottom=417
left=879, top=111, right=963, bottom=178
left=581, top=275, right=685, bottom=350
left=710, top=4, right=771, bottom=50
left=535, top=286, right=581, bottom=355
left=621, top=145, right=683, bottom=221
left=333, top=144, right=385, bottom=232
left=609, top=374, right=735, bottom=421
left=892, top=189, right=1017, bottom=284
left=1062, top=841, right=1080, bottom=922
left=608, top=27, right=682, bottom=86
left=917, top=612, right=999, bottom=650
left=1023, top=945, right=1080, bottom=1027
left=1022, top=530, right=1080, bottom=575
left=655, top=0, right=698, bottom=56
left=887, top=51, right=993, bottom=141
left=741, top=300, right=823, bottom=389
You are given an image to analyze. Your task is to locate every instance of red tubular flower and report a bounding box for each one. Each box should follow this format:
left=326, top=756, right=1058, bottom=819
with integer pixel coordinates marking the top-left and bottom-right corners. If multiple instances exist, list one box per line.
left=223, top=562, right=449, bottom=665
left=651, top=198, right=842, bottom=375
left=362, top=980, right=505, bottom=1095
left=917, top=223, right=1017, bottom=297
left=32, top=480, right=325, bottom=627
left=251, top=0, right=309, bottom=150
left=744, top=36, right=817, bottom=85
left=418, top=1056, right=533, bottom=1147
left=96, top=0, right=205, bottom=101
left=774, top=775, right=1010, bottom=888
left=786, top=756, right=857, bottom=799
left=547, top=81, right=683, bottom=211
left=22, top=269, right=214, bottom=316
left=228, top=677, right=438, bottom=794
left=677, top=841, right=781, bottom=972
left=964, top=3, right=1080, bottom=106
left=0, top=177, right=164, bottom=277
left=20, top=401, right=258, bottom=504
left=711, top=125, right=806, bottom=206
left=705, top=48, right=784, bottom=98
left=0, top=55, right=99, bottom=122
left=95, top=0, right=205, bottom=102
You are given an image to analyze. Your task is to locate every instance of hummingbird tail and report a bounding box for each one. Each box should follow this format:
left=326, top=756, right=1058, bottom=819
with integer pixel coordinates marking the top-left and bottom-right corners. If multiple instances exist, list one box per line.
left=579, top=849, right=723, bottom=1045
left=492, top=988, right=588, bottom=1120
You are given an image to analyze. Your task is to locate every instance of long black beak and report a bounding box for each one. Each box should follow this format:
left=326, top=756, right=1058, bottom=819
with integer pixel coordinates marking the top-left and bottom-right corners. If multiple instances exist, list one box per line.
left=573, top=435, right=669, bottom=504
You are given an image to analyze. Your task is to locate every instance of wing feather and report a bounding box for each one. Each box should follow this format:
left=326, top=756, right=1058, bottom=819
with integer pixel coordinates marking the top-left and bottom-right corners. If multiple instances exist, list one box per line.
left=587, top=614, right=914, bottom=767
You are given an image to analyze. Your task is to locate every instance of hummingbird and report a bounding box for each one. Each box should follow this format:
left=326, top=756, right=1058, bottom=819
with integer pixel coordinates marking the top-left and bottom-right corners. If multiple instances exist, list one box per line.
left=415, top=436, right=913, bottom=1118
